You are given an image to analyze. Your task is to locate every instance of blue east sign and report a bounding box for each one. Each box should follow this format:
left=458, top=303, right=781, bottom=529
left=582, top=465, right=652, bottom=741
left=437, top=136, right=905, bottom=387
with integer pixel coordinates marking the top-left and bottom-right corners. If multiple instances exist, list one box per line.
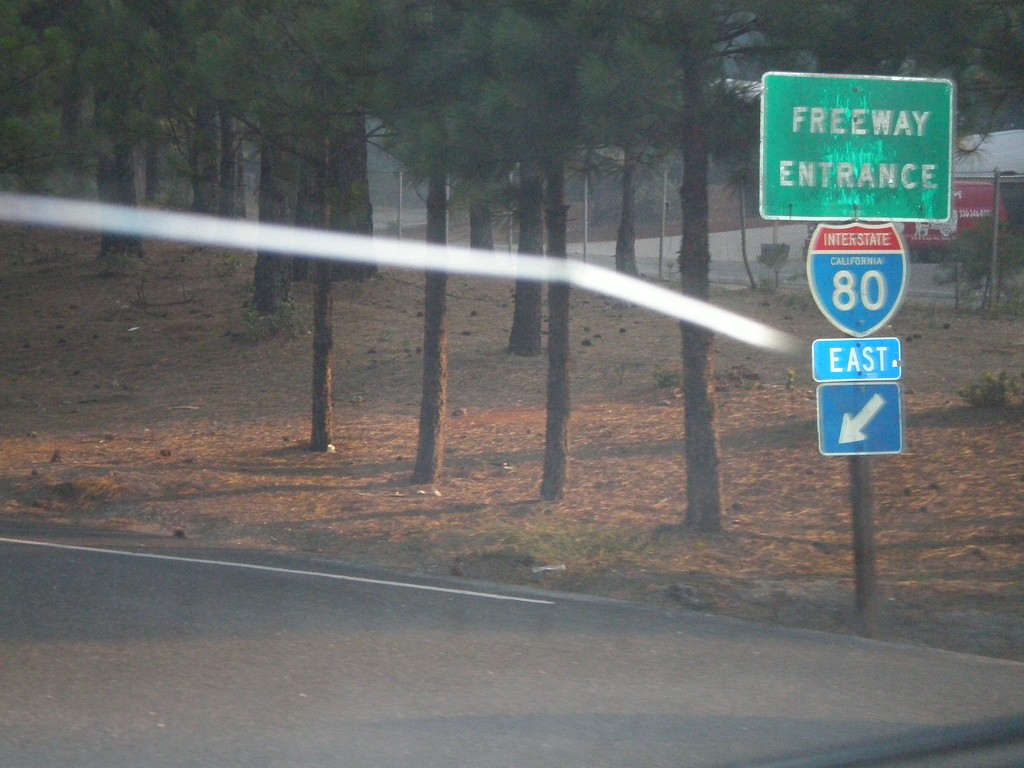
left=812, top=337, right=902, bottom=382
left=806, top=222, right=908, bottom=337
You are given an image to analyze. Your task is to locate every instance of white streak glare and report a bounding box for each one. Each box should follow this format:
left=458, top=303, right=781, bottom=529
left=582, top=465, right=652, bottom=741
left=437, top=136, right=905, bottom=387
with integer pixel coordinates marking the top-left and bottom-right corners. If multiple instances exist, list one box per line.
left=0, top=193, right=799, bottom=353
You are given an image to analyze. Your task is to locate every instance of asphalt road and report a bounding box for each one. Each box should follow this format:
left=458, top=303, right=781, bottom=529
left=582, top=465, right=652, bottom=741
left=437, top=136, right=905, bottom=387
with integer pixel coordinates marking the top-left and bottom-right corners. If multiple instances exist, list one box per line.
left=2, top=529, right=1023, bottom=768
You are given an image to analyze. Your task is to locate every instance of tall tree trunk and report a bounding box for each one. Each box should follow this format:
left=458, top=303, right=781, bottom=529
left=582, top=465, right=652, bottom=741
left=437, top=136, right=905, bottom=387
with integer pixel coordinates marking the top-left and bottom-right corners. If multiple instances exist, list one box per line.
left=218, top=107, right=239, bottom=218
left=97, top=137, right=141, bottom=272
left=412, top=174, right=449, bottom=485
left=305, top=144, right=334, bottom=451
left=292, top=159, right=321, bottom=282
left=325, top=118, right=375, bottom=280
left=143, top=140, right=161, bottom=203
left=254, top=142, right=292, bottom=315
left=191, top=101, right=219, bottom=214
left=469, top=198, right=494, bottom=249
left=615, top=156, right=639, bottom=276
left=308, top=115, right=373, bottom=452
left=310, top=258, right=334, bottom=452
left=59, top=66, right=89, bottom=196
left=738, top=183, right=757, bottom=290
left=507, top=163, right=544, bottom=357
left=678, top=63, right=722, bottom=533
left=541, top=164, right=571, bottom=501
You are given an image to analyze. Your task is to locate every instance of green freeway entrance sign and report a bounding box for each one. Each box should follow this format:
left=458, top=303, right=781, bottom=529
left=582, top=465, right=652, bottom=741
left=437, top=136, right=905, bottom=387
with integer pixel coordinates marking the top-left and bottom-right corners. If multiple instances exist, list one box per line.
left=760, top=72, right=954, bottom=222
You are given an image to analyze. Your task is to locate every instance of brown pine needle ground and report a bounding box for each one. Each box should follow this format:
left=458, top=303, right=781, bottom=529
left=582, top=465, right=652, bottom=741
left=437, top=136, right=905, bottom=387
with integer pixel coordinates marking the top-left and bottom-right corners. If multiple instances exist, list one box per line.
left=2, top=227, right=1022, bottom=659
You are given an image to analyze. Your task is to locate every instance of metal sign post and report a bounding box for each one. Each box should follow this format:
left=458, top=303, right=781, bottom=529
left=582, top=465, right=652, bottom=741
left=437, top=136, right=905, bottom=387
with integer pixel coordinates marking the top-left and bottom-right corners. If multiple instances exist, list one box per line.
left=801, top=220, right=911, bottom=635
left=849, top=453, right=878, bottom=636
left=760, top=71, right=952, bottom=638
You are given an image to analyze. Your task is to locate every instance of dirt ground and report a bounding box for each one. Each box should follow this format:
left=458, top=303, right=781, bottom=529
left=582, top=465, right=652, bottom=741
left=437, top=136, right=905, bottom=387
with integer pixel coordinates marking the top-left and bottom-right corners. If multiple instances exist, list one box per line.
left=1, top=225, right=1022, bottom=660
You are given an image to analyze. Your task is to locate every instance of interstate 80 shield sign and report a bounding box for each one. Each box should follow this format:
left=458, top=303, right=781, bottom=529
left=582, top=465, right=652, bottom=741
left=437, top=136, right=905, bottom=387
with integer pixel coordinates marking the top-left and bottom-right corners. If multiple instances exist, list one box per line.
left=806, top=222, right=908, bottom=337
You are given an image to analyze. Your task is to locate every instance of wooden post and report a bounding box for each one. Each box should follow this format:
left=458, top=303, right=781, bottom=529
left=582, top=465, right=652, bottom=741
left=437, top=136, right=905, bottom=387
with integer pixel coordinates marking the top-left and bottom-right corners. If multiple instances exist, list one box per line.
left=849, top=454, right=878, bottom=637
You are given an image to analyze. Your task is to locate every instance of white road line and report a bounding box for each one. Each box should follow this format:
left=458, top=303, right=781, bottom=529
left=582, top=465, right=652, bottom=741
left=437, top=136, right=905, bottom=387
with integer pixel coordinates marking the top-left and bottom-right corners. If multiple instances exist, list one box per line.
left=0, top=193, right=800, bottom=354
left=0, top=536, right=555, bottom=605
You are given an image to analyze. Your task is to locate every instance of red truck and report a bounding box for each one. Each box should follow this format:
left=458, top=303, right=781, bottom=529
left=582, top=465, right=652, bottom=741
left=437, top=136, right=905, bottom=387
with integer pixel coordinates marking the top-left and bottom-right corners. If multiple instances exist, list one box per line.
left=901, top=178, right=1014, bottom=262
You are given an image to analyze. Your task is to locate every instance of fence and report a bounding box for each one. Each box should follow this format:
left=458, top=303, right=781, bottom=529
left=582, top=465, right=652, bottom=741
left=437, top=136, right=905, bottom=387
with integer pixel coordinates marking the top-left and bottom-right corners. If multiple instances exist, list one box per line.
left=369, top=167, right=1024, bottom=309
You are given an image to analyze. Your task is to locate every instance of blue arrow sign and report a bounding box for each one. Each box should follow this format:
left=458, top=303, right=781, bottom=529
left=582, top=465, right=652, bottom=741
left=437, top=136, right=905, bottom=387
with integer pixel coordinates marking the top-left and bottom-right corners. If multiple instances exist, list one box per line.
left=812, top=337, right=902, bottom=382
left=817, top=383, right=904, bottom=456
left=807, top=223, right=908, bottom=337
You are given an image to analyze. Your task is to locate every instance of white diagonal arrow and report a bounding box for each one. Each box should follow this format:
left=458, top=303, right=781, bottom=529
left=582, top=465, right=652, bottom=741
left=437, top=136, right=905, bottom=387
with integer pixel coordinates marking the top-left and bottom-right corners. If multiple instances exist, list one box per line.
left=838, top=393, right=886, bottom=443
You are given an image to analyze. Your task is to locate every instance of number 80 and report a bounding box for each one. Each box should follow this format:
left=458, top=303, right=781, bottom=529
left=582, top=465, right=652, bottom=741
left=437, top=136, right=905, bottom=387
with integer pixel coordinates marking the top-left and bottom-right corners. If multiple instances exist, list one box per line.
left=832, top=269, right=887, bottom=312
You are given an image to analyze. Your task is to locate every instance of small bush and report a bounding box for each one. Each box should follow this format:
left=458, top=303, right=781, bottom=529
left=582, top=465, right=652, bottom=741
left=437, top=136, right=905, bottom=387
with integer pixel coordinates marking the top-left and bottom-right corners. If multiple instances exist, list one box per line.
left=653, top=366, right=682, bottom=389
left=758, top=243, right=790, bottom=290
left=941, top=218, right=1024, bottom=311
left=958, top=371, right=1020, bottom=408
left=240, top=300, right=304, bottom=341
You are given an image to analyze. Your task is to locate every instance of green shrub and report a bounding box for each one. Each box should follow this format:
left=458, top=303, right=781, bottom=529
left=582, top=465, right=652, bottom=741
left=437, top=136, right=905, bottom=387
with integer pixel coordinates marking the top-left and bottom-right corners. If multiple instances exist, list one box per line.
left=958, top=371, right=1020, bottom=408
left=653, top=365, right=682, bottom=389
left=240, top=300, right=304, bottom=341
left=758, top=243, right=790, bottom=290
left=941, top=218, right=1024, bottom=311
